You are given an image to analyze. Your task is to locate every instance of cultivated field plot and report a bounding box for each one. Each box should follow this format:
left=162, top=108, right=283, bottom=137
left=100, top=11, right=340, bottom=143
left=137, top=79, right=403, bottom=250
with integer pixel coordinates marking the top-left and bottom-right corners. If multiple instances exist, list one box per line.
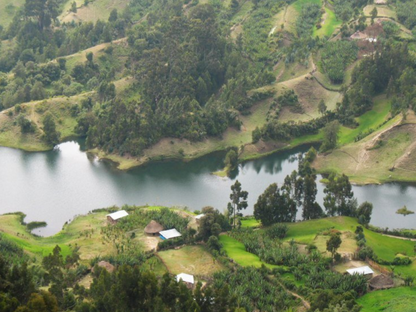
left=60, top=0, right=128, bottom=24
left=363, top=4, right=397, bottom=19
left=157, top=245, right=224, bottom=276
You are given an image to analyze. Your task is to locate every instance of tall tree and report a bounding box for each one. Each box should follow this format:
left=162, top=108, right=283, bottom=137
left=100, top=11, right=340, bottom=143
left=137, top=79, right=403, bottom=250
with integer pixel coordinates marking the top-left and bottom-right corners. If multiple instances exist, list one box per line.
left=25, top=0, right=59, bottom=30
left=324, top=174, right=356, bottom=216
left=254, top=183, right=297, bottom=226
left=42, top=113, right=60, bottom=145
left=320, top=120, right=340, bottom=152
left=326, top=233, right=342, bottom=259
left=228, top=180, right=248, bottom=228
left=302, top=175, right=323, bottom=220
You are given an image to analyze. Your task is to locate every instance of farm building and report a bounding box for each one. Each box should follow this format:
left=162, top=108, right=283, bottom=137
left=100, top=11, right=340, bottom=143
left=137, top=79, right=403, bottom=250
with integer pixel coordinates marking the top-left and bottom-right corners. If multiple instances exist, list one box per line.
left=159, top=228, right=182, bottom=240
left=176, top=273, right=195, bottom=288
left=346, top=266, right=374, bottom=277
left=369, top=274, right=394, bottom=290
left=144, top=220, right=164, bottom=235
left=106, top=210, right=129, bottom=224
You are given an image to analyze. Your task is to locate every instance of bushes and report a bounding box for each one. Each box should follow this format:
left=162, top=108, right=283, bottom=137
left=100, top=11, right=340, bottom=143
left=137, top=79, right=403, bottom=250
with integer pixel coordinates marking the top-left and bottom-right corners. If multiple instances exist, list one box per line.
left=320, top=41, right=358, bottom=84
left=266, top=224, right=288, bottom=239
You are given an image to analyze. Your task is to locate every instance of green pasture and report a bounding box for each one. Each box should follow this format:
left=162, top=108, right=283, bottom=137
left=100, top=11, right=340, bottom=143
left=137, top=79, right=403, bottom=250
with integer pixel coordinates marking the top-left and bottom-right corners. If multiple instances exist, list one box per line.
left=291, top=0, right=322, bottom=13
left=357, top=287, right=416, bottom=312
left=313, top=7, right=341, bottom=38
left=285, top=217, right=415, bottom=262
left=219, top=234, right=276, bottom=268
left=338, top=96, right=392, bottom=145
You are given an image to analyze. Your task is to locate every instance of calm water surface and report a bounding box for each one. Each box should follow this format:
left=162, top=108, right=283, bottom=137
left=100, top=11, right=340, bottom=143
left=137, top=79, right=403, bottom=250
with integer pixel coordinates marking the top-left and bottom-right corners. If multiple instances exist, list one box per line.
left=0, top=141, right=415, bottom=236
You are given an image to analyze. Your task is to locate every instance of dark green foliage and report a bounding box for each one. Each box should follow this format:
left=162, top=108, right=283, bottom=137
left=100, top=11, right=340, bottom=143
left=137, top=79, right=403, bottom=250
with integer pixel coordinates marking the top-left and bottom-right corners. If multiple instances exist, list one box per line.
left=224, top=148, right=238, bottom=171
left=229, top=227, right=324, bottom=266
left=356, top=202, right=373, bottom=225
left=17, top=116, right=36, bottom=133
left=296, top=3, right=321, bottom=38
left=213, top=267, right=292, bottom=312
left=198, top=206, right=231, bottom=241
left=252, top=126, right=261, bottom=143
left=302, top=174, right=323, bottom=220
left=338, top=42, right=412, bottom=121
left=265, top=223, right=288, bottom=239
left=323, top=173, right=356, bottom=217
left=310, top=290, right=360, bottom=312
left=253, top=183, right=297, bottom=225
left=228, top=180, right=248, bottom=228
left=277, top=89, right=303, bottom=113
left=86, top=267, right=237, bottom=312
left=326, top=233, right=342, bottom=258
left=42, top=113, right=60, bottom=145
left=26, top=221, right=47, bottom=231
left=320, top=120, right=340, bottom=152
left=397, top=1, right=416, bottom=29
left=321, top=41, right=358, bottom=84
left=261, top=111, right=337, bottom=141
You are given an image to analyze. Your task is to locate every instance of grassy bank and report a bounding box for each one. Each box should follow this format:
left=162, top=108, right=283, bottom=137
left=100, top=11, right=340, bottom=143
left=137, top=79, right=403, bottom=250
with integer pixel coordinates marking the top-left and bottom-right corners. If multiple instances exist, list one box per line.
left=357, top=286, right=416, bottom=311
left=285, top=216, right=415, bottom=262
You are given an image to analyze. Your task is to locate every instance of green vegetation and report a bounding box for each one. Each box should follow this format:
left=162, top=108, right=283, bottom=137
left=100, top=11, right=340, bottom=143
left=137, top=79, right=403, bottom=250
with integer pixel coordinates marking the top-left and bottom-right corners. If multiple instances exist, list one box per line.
left=357, top=287, right=416, bottom=312
left=313, top=7, right=342, bottom=37
left=219, top=234, right=276, bottom=268
left=285, top=217, right=415, bottom=262
left=396, top=205, right=415, bottom=216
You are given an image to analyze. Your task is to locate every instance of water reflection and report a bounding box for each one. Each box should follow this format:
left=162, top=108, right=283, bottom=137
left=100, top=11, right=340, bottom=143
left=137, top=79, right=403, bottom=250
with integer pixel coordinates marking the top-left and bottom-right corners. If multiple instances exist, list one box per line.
left=0, top=141, right=415, bottom=236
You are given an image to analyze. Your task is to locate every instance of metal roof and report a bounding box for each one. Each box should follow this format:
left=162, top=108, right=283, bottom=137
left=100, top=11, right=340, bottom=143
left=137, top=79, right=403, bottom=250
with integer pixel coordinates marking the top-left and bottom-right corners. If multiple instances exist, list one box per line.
left=159, top=228, right=182, bottom=240
left=176, top=273, right=194, bottom=284
left=106, top=210, right=129, bottom=220
left=346, top=266, right=374, bottom=275
left=195, top=214, right=205, bottom=219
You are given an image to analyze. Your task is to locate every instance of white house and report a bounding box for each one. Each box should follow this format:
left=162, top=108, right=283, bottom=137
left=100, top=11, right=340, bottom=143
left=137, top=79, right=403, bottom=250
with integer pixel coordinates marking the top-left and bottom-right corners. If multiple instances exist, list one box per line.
left=159, top=228, right=182, bottom=240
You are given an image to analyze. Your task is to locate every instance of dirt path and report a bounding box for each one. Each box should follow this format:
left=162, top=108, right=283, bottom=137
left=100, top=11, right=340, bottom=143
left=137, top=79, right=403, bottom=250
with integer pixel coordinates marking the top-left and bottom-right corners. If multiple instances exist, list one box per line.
left=276, top=279, right=310, bottom=310
left=382, top=234, right=416, bottom=242
left=353, top=117, right=402, bottom=173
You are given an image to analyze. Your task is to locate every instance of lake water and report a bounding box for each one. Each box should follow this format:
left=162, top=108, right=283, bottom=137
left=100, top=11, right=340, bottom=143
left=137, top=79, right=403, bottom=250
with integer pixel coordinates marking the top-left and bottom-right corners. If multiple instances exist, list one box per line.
left=0, top=141, right=415, bottom=236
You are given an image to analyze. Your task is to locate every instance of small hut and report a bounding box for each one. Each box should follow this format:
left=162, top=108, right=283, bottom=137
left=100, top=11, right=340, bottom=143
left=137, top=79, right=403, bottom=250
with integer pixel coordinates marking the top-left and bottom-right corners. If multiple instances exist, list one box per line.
left=369, top=274, right=394, bottom=290
left=176, top=273, right=195, bottom=289
left=106, top=210, right=129, bottom=224
left=92, top=261, right=115, bottom=273
left=144, top=220, right=164, bottom=236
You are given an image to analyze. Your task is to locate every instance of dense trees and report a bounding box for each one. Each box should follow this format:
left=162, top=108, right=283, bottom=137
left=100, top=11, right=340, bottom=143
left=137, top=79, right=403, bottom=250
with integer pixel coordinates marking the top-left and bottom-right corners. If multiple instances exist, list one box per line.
left=323, top=173, right=356, bottom=217
left=254, top=183, right=297, bottom=226
left=320, top=120, right=340, bottom=152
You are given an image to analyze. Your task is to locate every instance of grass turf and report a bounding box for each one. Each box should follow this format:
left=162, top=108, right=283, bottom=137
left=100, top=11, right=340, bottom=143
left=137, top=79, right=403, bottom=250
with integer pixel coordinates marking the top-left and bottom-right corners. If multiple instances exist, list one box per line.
left=219, top=234, right=276, bottom=268
left=357, top=286, right=416, bottom=312
left=285, top=217, right=415, bottom=262
left=158, top=245, right=224, bottom=277
left=313, top=7, right=341, bottom=37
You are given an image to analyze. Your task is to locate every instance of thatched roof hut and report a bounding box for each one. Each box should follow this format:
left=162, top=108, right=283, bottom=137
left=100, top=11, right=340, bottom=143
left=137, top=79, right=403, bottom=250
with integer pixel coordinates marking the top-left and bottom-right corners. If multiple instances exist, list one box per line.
left=92, top=261, right=115, bottom=273
left=369, top=274, right=394, bottom=290
left=144, top=220, right=164, bottom=235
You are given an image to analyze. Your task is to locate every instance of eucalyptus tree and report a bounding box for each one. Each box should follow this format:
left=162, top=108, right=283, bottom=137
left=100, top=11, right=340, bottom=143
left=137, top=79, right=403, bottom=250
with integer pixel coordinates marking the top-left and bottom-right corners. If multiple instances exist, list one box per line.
left=228, top=180, right=248, bottom=228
